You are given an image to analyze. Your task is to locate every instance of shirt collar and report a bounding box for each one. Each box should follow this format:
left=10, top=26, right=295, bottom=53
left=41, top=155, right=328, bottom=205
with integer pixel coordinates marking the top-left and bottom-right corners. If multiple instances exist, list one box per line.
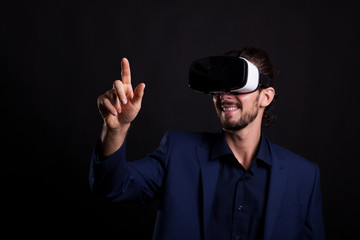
left=211, top=132, right=233, bottom=160
left=256, top=133, right=272, bottom=166
left=211, top=131, right=272, bottom=167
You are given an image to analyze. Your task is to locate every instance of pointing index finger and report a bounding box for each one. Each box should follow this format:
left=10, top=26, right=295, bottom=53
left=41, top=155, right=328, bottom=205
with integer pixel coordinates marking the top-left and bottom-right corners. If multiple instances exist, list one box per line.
left=121, top=58, right=131, bottom=85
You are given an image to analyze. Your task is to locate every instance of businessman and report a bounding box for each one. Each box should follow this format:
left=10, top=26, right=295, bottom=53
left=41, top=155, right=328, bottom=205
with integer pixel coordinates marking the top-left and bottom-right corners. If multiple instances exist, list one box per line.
left=90, top=47, right=326, bottom=240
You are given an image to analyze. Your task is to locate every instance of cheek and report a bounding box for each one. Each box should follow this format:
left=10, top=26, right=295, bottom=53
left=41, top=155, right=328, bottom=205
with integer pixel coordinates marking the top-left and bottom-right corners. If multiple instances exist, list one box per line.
left=235, top=93, right=260, bottom=109
left=212, top=96, right=219, bottom=106
left=212, top=95, right=217, bottom=102
left=236, top=94, right=252, bottom=102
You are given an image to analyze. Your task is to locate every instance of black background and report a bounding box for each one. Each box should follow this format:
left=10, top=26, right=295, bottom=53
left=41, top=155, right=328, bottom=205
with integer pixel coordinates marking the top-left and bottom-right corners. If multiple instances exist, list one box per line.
left=2, top=0, right=359, bottom=239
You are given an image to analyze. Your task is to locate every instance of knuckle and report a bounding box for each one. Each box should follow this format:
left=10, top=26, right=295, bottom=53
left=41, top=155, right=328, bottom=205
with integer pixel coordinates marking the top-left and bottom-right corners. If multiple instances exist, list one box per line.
left=97, top=94, right=105, bottom=103
left=104, top=99, right=114, bottom=109
left=113, top=79, right=123, bottom=87
left=107, top=89, right=114, bottom=96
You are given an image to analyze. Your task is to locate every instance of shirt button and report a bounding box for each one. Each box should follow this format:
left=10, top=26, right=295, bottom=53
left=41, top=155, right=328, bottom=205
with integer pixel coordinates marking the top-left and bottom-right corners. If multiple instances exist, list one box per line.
left=238, top=205, right=243, bottom=211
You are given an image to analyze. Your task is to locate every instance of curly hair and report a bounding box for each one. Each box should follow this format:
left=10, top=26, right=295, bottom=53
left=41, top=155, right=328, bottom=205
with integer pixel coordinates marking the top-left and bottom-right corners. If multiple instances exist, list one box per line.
left=225, top=47, right=278, bottom=127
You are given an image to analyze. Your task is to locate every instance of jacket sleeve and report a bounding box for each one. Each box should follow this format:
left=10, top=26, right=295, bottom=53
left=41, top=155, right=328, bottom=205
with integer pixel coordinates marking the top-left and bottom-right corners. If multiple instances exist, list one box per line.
left=304, top=164, right=326, bottom=239
left=89, top=131, right=173, bottom=204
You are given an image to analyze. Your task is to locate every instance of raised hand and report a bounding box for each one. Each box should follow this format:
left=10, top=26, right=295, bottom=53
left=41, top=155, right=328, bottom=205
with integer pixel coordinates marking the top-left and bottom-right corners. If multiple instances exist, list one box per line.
left=97, top=58, right=145, bottom=130
left=97, top=58, right=145, bottom=156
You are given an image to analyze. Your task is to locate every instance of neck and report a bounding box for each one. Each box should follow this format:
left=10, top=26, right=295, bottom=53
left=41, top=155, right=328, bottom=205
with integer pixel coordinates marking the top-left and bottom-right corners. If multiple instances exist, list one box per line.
left=223, top=120, right=262, bottom=170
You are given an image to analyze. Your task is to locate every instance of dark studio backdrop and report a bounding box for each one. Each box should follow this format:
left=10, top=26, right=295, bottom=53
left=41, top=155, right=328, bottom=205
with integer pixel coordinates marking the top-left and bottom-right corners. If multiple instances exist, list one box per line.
left=2, top=0, right=359, bottom=239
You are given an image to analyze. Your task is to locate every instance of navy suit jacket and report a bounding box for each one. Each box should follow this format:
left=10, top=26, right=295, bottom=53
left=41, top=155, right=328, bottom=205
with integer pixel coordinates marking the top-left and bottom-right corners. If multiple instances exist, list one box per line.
left=90, top=130, right=325, bottom=240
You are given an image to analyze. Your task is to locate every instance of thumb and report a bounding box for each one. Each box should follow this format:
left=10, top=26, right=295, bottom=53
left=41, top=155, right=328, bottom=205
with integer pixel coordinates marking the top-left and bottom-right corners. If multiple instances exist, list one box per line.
left=133, top=83, right=146, bottom=104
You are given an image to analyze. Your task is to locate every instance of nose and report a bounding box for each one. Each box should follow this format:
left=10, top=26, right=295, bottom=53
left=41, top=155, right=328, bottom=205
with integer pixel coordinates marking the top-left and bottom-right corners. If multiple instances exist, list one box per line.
left=219, top=92, right=234, bottom=101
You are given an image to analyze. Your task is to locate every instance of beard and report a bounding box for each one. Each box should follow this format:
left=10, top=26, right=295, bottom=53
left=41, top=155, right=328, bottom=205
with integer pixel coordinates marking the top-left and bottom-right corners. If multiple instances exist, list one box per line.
left=221, top=106, right=259, bottom=131
left=216, top=95, right=260, bottom=131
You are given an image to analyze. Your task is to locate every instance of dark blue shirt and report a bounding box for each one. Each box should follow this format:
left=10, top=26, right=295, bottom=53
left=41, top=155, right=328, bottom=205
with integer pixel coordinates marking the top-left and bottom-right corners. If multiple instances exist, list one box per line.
left=207, top=134, right=272, bottom=240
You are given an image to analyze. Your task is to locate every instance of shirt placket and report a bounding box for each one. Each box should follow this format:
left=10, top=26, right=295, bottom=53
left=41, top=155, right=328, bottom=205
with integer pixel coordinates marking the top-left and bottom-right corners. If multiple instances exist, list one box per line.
left=232, top=170, right=252, bottom=240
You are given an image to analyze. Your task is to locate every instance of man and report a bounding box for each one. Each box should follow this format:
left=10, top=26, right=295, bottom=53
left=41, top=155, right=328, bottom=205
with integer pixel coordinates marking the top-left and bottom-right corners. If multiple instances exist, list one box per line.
left=90, top=47, right=326, bottom=239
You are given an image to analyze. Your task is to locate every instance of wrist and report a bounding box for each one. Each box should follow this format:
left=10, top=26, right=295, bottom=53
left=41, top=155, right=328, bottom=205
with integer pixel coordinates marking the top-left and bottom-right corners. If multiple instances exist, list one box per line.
left=100, top=122, right=130, bottom=157
left=102, top=122, right=130, bottom=134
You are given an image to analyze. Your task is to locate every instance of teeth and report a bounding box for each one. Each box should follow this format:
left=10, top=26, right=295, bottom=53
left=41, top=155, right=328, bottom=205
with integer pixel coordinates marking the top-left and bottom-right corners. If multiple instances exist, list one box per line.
left=222, top=107, right=238, bottom=111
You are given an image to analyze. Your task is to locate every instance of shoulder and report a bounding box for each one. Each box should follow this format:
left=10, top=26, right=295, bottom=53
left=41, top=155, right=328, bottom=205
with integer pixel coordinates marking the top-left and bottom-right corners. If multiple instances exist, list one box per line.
left=163, top=129, right=219, bottom=145
left=269, top=141, right=320, bottom=173
left=157, top=130, right=219, bottom=163
left=267, top=141, right=322, bottom=189
left=159, top=130, right=222, bottom=153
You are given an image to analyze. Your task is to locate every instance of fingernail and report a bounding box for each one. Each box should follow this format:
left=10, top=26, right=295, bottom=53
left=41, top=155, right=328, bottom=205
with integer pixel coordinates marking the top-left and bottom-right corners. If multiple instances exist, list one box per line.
left=113, top=111, right=118, bottom=116
left=118, top=109, right=122, bottom=114
left=122, top=98, right=127, bottom=104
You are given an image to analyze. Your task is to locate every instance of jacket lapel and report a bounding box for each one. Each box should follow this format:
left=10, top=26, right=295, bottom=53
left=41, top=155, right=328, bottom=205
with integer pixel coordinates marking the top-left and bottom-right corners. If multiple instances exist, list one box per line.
left=263, top=143, right=288, bottom=240
left=196, top=142, right=220, bottom=240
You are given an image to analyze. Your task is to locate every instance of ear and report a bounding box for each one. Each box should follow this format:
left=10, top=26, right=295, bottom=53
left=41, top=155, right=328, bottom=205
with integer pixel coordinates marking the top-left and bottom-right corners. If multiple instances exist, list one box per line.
left=259, top=87, right=275, bottom=108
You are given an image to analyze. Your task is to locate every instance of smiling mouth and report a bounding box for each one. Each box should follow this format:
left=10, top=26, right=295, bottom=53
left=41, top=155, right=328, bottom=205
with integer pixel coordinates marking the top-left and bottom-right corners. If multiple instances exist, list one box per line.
left=220, top=105, right=240, bottom=113
left=218, top=100, right=241, bottom=113
left=221, top=106, right=240, bottom=112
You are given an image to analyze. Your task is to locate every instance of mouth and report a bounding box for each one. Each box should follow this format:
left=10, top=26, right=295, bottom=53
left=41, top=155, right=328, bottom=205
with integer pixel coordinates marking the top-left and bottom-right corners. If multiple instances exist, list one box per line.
left=220, top=102, right=241, bottom=114
left=216, top=100, right=242, bottom=115
left=221, top=106, right=239, bottom=112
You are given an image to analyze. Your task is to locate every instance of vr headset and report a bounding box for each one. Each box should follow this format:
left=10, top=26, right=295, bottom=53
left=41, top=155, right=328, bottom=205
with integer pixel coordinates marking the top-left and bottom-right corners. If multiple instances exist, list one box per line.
left=189, top=56, right=271, bottom=94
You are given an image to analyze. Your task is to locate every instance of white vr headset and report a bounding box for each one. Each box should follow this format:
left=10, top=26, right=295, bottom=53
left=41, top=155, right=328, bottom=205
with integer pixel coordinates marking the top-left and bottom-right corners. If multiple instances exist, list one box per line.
left=189, top=56, right=271, bottom=94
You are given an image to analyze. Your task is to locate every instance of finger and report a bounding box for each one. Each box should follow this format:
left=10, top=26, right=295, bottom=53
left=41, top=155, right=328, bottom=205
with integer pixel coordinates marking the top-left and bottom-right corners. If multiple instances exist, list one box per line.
left=100, top=97, right=119, bottom=116
left=121, top=58, right=131, bottom=85
left=108, top=89, right=122, bottom=114
left=113, top=80, right=128, bottom=105
left=133, top=83, right=146, bottom=105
